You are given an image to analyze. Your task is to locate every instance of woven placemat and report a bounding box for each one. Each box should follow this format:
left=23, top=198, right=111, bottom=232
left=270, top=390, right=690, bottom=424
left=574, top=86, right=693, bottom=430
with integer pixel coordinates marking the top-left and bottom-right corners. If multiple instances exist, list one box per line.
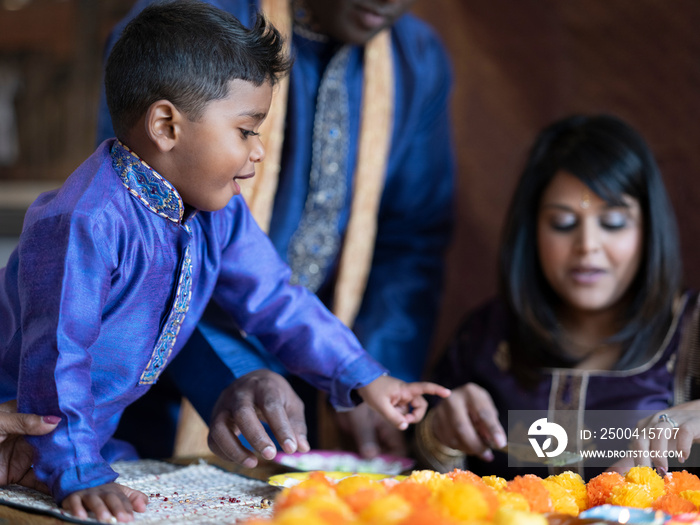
left=0, top=459, right=278, bottom=524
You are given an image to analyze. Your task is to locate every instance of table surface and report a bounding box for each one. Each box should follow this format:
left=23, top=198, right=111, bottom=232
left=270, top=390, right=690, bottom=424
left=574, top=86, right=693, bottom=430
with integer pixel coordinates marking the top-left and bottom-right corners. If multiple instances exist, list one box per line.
left=0, top=455, right=293, bottom=524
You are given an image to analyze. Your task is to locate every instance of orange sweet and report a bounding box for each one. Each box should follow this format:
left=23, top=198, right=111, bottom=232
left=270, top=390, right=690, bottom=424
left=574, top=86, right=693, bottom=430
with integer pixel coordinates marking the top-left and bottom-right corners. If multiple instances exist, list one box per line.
left=388, top=480, right=432, bottom=507
left=586, top=471, right=625, bottom=507
left=666, top=471, right=700, bottom=496
left=506, top=475, right=553, bottom=513
left=653, top=494, right=697, bottom=515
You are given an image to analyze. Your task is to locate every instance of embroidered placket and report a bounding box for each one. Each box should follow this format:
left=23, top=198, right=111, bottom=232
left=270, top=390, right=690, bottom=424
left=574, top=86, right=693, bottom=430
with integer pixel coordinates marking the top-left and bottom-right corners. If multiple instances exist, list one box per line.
left=140, top=242, right=193, bottom=384
left=288, top=46, right=351, bottom=292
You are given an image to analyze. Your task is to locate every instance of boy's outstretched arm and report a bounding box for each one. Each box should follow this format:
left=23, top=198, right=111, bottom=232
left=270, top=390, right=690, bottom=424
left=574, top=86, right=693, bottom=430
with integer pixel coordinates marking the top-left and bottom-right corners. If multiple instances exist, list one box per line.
left=62, top=482, right=148, bottom=523
left=357, top=376, right=451, bottom=431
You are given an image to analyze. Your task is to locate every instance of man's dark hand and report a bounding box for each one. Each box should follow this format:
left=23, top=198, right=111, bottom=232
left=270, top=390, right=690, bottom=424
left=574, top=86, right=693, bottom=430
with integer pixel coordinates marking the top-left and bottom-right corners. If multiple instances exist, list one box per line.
left=334, top=403, right=408, bottom=459
left=207, top=370, right=309, bottom=468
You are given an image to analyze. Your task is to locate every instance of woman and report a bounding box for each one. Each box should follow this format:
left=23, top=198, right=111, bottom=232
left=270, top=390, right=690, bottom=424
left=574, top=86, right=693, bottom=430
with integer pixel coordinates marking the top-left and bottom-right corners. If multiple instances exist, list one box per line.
left=418, top=114, right=699, bottom=479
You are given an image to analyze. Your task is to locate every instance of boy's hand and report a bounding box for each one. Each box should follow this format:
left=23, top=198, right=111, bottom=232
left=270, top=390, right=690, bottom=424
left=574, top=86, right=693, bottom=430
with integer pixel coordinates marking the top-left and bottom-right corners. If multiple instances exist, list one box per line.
left=357, top=375, right=450, bottom=431
left=62, top=482, right=148, bottom=523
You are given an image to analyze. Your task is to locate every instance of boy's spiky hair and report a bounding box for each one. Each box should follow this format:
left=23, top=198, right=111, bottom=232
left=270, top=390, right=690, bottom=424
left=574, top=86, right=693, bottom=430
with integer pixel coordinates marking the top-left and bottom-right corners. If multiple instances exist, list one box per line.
left=106, top=0, right=292, bottom=139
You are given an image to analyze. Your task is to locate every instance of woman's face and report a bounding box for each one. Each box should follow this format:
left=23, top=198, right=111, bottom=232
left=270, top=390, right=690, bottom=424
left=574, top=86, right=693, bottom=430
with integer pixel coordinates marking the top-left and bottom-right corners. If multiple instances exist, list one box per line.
left=537, top=171, right=644, bottom=318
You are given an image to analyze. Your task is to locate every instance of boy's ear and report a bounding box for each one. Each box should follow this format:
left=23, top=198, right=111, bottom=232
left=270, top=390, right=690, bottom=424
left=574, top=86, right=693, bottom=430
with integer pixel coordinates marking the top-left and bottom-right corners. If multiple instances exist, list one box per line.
left=145, top=100, right=183, bottom=152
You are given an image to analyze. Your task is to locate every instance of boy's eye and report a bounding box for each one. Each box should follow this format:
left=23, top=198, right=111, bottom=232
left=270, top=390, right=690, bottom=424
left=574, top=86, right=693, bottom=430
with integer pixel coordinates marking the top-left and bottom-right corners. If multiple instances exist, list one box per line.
left=600, top=211, right=628, bottom=230
left=549, top=213, right=577, bottom=231
left=240, top=129, right=260, bottom=138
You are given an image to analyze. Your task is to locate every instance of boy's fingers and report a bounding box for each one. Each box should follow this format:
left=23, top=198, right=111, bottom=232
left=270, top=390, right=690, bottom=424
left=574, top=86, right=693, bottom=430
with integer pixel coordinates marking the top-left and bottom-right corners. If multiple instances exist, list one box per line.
left=374, top=399, right=409, bottom=430
left=124, top=486, right=148, bottom=512
left=403, top=396, right=428, bottom=423
left=104, top=492, right=132, bottom=522
left=84, top=493, right=114, bottom=523
left=63, top=495, right=88, bottom=519
left=404, top=382, right=451, bottom=398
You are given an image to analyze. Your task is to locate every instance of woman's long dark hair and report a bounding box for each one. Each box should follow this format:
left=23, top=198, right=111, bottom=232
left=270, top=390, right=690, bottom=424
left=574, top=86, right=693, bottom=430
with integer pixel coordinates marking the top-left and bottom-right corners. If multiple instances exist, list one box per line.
left=499, top=114, right=682, bottom=386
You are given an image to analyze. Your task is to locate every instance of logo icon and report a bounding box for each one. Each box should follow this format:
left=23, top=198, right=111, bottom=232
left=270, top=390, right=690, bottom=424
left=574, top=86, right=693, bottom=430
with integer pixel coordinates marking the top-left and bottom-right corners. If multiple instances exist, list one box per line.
left=528, top=418, right=568, bottom=458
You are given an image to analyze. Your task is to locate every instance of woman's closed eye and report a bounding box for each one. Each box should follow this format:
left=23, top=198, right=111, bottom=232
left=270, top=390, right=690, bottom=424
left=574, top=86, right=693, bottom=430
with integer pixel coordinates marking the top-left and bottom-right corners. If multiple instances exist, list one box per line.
left=599, top=210, right=629, bottom=230
left=549, top=213, right=577, bottom=231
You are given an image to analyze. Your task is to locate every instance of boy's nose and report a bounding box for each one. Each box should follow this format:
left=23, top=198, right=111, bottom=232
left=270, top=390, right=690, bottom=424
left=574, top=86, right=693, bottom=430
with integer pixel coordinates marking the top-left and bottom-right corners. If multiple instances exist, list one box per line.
left=251, top=139, right=265, bottom=163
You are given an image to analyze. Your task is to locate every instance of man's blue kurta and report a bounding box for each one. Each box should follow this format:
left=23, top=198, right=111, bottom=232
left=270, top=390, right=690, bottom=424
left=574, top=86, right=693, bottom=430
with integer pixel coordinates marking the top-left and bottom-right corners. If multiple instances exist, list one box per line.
left=0, top=140, right=386, bottom=501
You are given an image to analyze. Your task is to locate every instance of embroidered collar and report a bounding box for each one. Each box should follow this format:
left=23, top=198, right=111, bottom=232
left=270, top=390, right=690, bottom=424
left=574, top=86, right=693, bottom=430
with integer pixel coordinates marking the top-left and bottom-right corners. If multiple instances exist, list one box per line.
left=111, top=140, right=184, bottom=224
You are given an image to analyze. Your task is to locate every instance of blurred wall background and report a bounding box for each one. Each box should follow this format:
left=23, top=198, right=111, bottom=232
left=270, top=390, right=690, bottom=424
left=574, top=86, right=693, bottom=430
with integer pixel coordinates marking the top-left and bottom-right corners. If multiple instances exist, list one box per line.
left=1, top=0, right=699, bottom=368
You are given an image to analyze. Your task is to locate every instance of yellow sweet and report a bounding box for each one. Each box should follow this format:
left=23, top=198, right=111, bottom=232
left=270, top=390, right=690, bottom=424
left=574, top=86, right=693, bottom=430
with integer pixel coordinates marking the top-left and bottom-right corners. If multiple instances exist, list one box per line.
left=609, top=482, right=654, bottom=508
left=496, top=490, right=531, bottom=512
left=679, top=490, right=700, bottom=509
left=493, top=507, right=548, bottom=525
left=435, top=483, right=491, bottom=521
left=272, top=505, right=348, bottom=525
left=335, top=475, right=386, bottom=498
left=359, top=494, right=413, bottom=524
left=407, top=470, right=452, bottom=493
left=546, top=471, right=588, bottom=511
left=483, top=475, right=508, bottom=491
left=625, top=466, right=665, bottom=500
left=542, top=479, right=579, bottom=516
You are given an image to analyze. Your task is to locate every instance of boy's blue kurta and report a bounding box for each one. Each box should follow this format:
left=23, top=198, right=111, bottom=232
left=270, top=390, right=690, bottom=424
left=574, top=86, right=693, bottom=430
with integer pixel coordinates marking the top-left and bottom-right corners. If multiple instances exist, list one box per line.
left=0, top=140, right=386, bottom=502
left=97, top=0, right=455, bottom=384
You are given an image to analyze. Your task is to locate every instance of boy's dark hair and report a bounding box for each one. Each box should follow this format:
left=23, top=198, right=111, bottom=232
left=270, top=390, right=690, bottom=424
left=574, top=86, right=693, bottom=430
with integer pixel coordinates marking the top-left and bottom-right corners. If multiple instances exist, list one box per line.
left=105, top=0, right=292, bottom=139
left=499, top=114, right=681, bottom=385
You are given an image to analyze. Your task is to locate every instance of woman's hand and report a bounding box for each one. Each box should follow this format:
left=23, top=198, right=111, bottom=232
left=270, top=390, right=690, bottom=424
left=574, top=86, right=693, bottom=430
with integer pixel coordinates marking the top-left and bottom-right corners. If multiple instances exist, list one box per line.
left=0, top=400, right=60, bottom=492
left=619, top=402, right=700, bottom=475
left=430, top=382, right=506, bottom=461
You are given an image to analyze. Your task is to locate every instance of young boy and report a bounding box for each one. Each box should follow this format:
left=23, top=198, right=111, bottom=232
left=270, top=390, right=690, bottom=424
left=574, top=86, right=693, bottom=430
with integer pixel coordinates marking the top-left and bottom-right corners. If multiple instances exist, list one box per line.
left=0, top=1, right=449, bottom=522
